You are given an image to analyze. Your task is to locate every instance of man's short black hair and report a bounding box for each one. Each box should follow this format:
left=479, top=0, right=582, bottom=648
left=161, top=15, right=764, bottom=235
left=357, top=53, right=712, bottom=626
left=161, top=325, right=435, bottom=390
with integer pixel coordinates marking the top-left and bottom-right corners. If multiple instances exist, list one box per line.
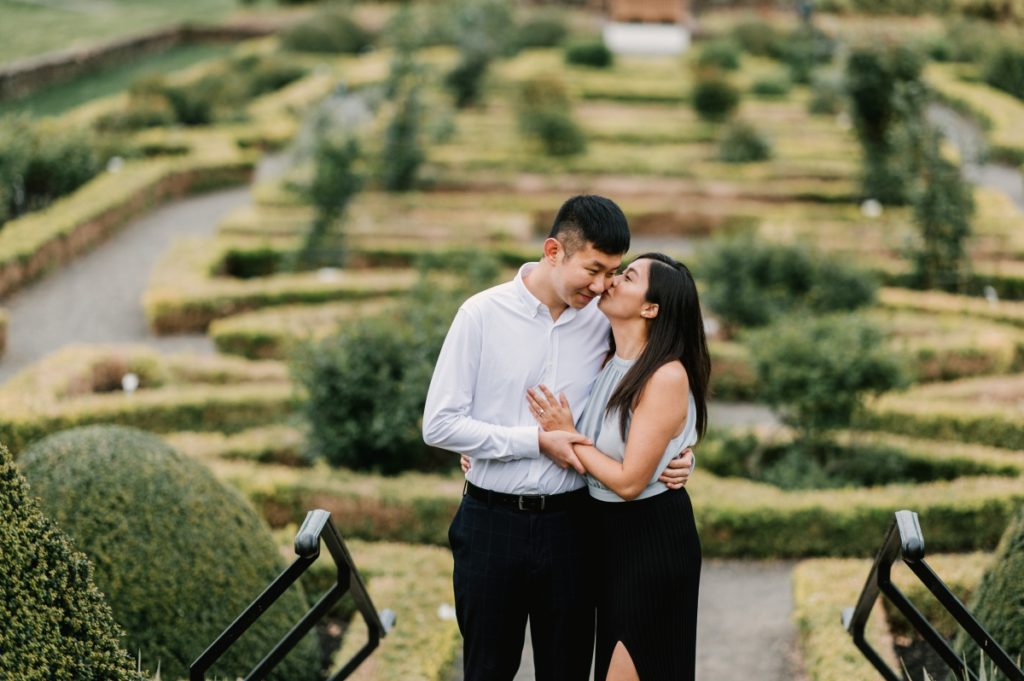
left=548, top=195, right=630, bottom=257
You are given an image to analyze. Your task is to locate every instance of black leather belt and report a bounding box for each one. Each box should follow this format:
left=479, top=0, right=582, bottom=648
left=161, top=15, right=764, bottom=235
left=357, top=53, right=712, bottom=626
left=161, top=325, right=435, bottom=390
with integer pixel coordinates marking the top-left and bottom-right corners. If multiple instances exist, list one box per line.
left=464, top=481, right=587, bottom=512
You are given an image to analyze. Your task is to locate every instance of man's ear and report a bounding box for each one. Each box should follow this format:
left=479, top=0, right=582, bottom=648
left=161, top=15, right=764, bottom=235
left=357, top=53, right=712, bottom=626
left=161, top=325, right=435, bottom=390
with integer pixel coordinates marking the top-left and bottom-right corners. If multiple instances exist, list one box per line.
left=542, top=238, right=562, bottom=264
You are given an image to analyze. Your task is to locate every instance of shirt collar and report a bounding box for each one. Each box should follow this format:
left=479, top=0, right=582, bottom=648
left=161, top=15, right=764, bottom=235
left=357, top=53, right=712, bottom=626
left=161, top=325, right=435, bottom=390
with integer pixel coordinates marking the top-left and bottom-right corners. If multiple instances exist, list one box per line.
left=514, top=262, right=577, bottom=322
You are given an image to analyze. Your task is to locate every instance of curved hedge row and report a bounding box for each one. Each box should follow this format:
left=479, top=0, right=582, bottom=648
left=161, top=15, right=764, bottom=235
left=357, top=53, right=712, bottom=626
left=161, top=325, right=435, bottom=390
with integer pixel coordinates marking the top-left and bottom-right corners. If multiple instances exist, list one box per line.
left=0, top=345, right=295, bottom=455
left=0, top=443, right=142, bottom=681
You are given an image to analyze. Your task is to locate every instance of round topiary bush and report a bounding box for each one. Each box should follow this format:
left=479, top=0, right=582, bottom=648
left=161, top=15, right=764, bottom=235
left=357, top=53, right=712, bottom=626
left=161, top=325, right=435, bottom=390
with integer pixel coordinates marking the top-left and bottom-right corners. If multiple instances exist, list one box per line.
left=692, top=76, right=741, bottom=122
left=697, top=40, right=742, bottom=71
left=565, top=39, right=613, bottom=68
left=0, top=443, right=143, bottom=681
left=18, top=426, right=321, bottom=681
left=955, top=508, right=1024, bottom=670
left=282, top=9, right=373, bottom=54
left=717, top=120, right=773, bottom=163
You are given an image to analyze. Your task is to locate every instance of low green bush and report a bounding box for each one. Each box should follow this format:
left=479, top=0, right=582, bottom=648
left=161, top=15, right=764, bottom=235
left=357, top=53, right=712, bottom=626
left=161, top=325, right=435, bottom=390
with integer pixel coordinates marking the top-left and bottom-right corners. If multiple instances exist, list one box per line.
left=565, top=39, right=613, bottom=68
left=699, top=237, right=878, bottom=329
left=513, top=13, right=568, bottom=49
left=445, top=51, right=490, bottom=108
left=691, top=76, right=741, bottom=122
left=779, top=25, right=836, bottom=84
left=516, top=75, right=587, bottom=156
left=983, top=44, right=1024, bottom=101
left=697, top=40, right=742, bottom=71
left=281, top=9, right=374, bottom=54
left=808, top=74, right=845, bottom=115
left=380, top=87, right=425, bottom=190
left=750, top=73, right=792, bottom=98
left=717, top=120, right=773, bottom=163
left=291, top=255, right=499, bottom=474
left=19, top=426, right=321, bottom=681
left=730, top=20, right=784, bottom=58
left=0, top=443, right=142, bottom=681
left=955, top=507, right=1024, bottom=670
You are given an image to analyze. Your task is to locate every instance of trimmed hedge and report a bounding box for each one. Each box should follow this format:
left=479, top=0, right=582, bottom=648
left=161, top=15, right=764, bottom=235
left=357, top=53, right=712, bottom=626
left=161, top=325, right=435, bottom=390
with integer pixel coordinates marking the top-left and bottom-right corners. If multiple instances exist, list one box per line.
left=0, top=443, right=142, bottom=681
left=0, top=345, right=295, bottom=455
left=794, top=552, right=992, bottom=681
left=19, top=426, right=320, bottom=681
left=864, top=373, right=1024, bottom=450
left=143, top=236, right=418, bottom=333
left=206, top=433, right=1024, bottom=557
left=165, top=424, right=307, bottom=467
left=878, top=286, right=1024, bottom=328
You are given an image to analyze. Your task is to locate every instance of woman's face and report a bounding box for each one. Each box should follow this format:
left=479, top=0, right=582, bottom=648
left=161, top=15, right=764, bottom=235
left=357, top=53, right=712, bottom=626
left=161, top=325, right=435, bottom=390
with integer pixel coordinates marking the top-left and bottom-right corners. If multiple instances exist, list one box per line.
left=598, top=257, right=653, bottom=320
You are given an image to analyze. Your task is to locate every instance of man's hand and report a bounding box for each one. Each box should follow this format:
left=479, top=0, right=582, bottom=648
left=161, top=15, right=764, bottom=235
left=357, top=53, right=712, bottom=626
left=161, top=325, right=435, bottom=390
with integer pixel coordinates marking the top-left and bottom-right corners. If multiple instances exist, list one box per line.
left=539, top=429, right=591, bottom=475
left=460, top=454, right=471, bottom=474
left=659, top=447, right=695, bottom=489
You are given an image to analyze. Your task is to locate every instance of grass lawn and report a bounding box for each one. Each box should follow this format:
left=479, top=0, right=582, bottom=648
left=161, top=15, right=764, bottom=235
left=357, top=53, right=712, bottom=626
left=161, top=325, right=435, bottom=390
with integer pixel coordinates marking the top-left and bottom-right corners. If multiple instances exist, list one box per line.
left=0, top=41, right=235, bottom=117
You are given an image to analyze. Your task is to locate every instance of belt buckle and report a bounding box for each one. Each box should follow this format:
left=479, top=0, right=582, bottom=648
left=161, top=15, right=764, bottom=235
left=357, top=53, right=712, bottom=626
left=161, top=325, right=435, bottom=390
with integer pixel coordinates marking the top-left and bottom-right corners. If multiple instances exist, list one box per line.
left=518, top=495, right=545, bottom=511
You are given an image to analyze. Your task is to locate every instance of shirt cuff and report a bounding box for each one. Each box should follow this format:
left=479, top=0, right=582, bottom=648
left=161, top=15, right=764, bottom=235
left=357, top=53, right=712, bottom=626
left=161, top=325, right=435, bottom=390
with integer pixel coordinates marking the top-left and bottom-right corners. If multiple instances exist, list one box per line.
left=511, top=426, right=542, bottom=460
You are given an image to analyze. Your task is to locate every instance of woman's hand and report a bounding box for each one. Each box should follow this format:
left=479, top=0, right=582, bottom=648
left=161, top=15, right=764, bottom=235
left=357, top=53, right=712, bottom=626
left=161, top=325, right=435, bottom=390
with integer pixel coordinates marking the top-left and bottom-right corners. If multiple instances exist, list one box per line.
left=526, top=385, right=575, bottom=432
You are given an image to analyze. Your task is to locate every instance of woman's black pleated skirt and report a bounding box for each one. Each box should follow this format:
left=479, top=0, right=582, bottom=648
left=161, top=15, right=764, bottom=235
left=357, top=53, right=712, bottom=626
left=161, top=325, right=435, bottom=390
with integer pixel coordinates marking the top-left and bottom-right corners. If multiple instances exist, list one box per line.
left=592, top=488, right=701, bottom=681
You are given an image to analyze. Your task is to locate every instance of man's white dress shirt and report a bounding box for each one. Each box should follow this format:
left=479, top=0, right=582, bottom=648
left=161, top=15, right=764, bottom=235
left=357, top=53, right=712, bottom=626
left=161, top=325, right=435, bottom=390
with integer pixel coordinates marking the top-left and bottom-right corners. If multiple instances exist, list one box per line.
left=423, top=262, right=611, bottom=495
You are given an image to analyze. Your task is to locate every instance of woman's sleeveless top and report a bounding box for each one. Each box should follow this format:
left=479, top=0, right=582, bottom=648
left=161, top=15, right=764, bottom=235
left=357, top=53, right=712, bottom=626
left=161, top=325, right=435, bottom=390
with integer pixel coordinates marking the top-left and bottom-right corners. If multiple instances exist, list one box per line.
left=576, top=355, right=697, bottom=502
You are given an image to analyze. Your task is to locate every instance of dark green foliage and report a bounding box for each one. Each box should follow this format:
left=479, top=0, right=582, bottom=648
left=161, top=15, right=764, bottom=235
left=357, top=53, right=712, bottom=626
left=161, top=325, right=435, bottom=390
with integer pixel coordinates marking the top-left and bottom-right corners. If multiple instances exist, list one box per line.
left=845, top=45, right=927, bottom=204
left=751, top=73, right=792, bottom=97
left=700, top=432, right=1009, bottom=491
left=380, top=87, right=426, bottom=190
left=699, top=236, right=877, bottom=329
left=0, top=444, right=143, bottom=681
left=516, top=75, right=587, bottom=156
left=983, top=44, right=1024, bottom=101
left=779, top=25, right=836, bottom=84
left=926, top=19, right=994, bottom=63
left=731, top=20, right=784, bottom=58
left=565, top=39, right=613, bottom=68
left=955, top=508, right=1024, bottom=670
left=281, top=9, right=373, bottom=54
left=692, top=75, right=741, bottom=121
left=241, top=56, right=309, bottom=97
left=18, top=426, right=321, bottom=681
left=697, top=40, right=742, bottom=71
left=447, top=0, right=517, bottom=57
left=717, top=120, right=772, bottom=163
left=908, top=138, right=975, bottom=292
left=513, top=13, right=569, bottom=49
left=0, top=116, right=101, bottom=226
left=292, top=253, right=501, bottom=474
left=297, top=133, right=363, bottom=268
left=445, top=51, right=490, bottom=108
left=223, top=245, right=284, bottom=278
left=748, top=315, right=908, bottom=438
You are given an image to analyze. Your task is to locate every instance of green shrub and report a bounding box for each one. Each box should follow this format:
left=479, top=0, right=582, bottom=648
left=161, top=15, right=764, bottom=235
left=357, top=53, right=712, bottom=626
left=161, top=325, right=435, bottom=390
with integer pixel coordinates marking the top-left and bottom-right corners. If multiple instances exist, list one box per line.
left=717, top=120, right=772, bottom=163
left=731, top=20, right=784, bottom=58
left=514, top=13, right=569, bottom=49
left=748, top=315, right=908, bottom=439
left=291, top=255, right=499, bottom=474
left=699, top=236, right=877, bottom=329
left=281, top=9, right=373, bottom=54
left=751, top=73, right=792, bottom=97
left=380, top=87, right=426, bottom=190
left=296, top=132, right=363, bottom=269
left=692, top=75, right=741, bottom=122
left=445, top=50, right=490, bottom=108
left=955, top=508, right=1024, bottom=669
left=780, top=25, right=836, bottom=83
left=516, top=75, right=587, bottom=156
left=697, top=40, right=742, bottom=71
left=0, top=444, right=142, bottom=681
left=983, top=44, right=1024, bottom=101
left=243, top=57, right=309, bottom=97
left=18, top=426, right=321, bottom=681
left=565, top=39, right=613, bottom=68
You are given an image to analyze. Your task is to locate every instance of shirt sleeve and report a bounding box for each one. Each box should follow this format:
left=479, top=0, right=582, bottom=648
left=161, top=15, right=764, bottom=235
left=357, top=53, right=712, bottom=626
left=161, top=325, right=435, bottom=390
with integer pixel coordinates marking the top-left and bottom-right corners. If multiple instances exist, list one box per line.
left=422, top=307, right=541, bottom=461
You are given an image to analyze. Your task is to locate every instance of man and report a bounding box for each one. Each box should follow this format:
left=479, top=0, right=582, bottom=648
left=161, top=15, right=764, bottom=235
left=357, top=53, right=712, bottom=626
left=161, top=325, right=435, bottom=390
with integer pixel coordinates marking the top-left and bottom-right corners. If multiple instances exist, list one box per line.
left=423, top=195, right=694, bottom=681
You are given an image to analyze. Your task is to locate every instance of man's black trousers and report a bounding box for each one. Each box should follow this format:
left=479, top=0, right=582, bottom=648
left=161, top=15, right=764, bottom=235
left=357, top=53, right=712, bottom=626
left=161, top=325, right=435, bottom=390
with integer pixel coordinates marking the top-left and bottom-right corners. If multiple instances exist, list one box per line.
left=448, top=490, right=595, bottom=681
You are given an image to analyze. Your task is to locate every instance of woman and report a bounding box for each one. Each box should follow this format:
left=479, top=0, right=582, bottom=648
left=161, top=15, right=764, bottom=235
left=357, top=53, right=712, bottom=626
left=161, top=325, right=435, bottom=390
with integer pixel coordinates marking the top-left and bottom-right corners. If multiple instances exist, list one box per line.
left=526, top=252, right=709, bottom=681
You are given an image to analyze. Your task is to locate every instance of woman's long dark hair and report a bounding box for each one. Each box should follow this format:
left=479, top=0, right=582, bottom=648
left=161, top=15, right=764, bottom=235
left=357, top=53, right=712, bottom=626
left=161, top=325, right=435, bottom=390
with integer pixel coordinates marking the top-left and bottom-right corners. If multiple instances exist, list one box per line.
left=606, top=253, right=711, bottom=442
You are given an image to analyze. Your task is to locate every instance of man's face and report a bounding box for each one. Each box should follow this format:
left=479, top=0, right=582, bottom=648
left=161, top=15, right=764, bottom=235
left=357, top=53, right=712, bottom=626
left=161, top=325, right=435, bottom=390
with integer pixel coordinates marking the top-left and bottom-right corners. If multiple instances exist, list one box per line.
left=551, top=242, right=623, bottom=309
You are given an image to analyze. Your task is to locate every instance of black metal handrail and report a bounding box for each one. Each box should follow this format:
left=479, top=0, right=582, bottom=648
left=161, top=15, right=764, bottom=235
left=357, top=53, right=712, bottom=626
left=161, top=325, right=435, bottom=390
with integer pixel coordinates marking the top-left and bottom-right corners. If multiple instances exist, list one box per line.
left=190, top=509, right=396, bottom=681
left=842, top=509, right=1023, bottom=681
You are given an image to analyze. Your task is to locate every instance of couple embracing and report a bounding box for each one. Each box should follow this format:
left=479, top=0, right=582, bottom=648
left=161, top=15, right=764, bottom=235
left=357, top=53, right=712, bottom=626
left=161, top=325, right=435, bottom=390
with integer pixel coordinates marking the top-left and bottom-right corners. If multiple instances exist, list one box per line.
left=423, top=195, right=709, bottom=681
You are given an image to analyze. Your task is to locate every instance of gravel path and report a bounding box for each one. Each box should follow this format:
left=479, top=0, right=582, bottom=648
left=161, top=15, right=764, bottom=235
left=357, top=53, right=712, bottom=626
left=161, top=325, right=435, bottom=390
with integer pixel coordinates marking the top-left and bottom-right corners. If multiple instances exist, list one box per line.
left=0, top=155, right=287, bottom=384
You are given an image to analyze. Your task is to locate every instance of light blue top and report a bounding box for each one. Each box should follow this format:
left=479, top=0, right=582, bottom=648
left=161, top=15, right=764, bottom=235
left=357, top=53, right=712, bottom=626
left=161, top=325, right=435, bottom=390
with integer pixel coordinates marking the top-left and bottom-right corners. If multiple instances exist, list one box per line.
left=576, top=355, right=697, bottom=502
